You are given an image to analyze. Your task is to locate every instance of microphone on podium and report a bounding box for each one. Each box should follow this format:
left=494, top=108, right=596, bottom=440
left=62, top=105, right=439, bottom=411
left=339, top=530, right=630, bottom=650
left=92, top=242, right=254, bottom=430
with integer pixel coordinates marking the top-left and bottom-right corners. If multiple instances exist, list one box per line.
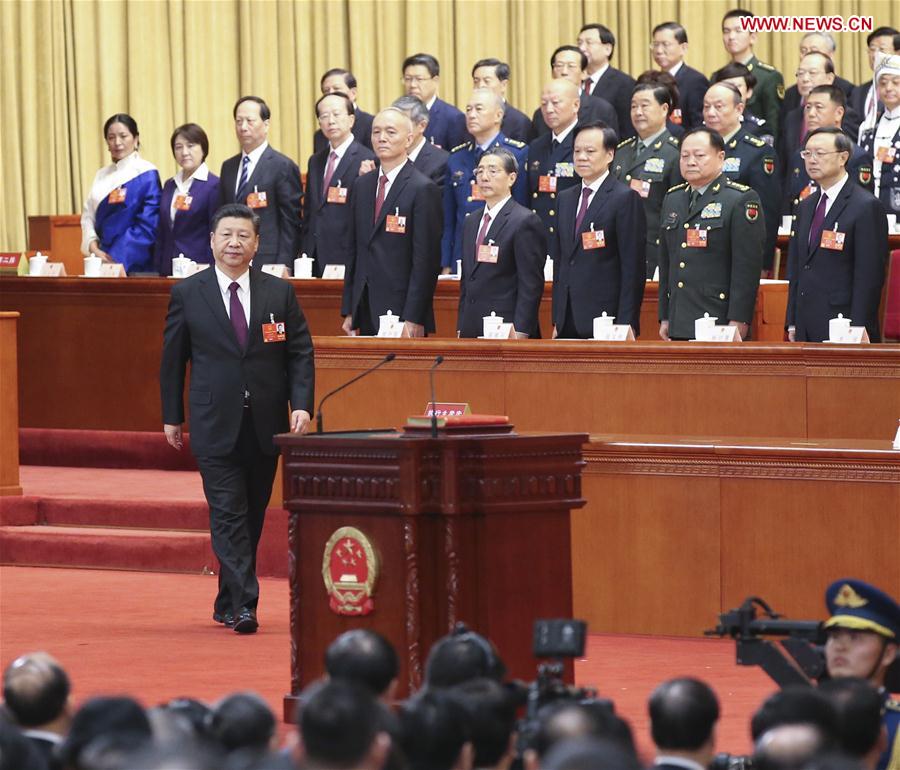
left=315, top=353, right=396, bottom=433
left=429, top=355, right=444, bottom=438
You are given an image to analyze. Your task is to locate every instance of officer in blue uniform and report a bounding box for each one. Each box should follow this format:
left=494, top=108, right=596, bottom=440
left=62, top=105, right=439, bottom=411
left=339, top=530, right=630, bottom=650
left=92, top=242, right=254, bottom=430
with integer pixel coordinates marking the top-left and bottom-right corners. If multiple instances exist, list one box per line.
left=823, top=578, right=900, bottom=770
left=442, top=89, right=528, bottom=272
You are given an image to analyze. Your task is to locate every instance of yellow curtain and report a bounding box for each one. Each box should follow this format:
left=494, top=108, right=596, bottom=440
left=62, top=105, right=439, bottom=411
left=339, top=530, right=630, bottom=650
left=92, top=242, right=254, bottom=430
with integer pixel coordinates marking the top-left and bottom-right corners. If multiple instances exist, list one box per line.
left=2, top=0, right=898, bottom=252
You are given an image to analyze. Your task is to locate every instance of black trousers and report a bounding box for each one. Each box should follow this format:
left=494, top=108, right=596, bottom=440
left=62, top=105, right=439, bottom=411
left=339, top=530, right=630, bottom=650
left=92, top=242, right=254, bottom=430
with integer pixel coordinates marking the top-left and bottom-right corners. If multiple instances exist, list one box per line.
left=195, top=408, right=278, bottom=616
left=556, top=296, right=589, bottom=339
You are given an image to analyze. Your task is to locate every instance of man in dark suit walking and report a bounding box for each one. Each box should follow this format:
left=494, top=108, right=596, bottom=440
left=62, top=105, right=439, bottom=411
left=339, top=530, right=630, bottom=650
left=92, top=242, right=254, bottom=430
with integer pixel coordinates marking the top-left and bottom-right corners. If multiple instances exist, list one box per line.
left=303, top=92, right=376, bottom=276
left=161, top=204, right=315, bottom=633
left=648, top=678, right=720, bottom=770
left=403, top=53, right=468, bottom=151
left=787, top=128, right=888, bottom=343
left=342, top=108, right=442, bottom=337
left=219, top=96, right=302, bottom=267
left=392, top=95, right=450, bottom=188
left=554, top=122, right=646, bottom=338
left=457, top=148, right=545, bottom=338
left=577, top=23, right=636, bottom=138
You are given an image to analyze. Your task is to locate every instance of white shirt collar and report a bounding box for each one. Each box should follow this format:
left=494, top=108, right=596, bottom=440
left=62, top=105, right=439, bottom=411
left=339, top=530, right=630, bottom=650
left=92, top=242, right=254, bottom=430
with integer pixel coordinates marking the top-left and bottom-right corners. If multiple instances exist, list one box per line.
left=242, top=140, right=269, bottom=164
left=425, top=94, right=438, bottom=110
left=22, top=729, right=63, bottom=744
left=329, top=133, right=355, bottom=159
left=482, top=195, right=512, bottom=222
left=380, top=159, right=408, bottom=186
left=478, top=132, right=501, bottom=151
left=654, top=757, right=707, bottom=770
left=820, top=172, right=849, bottom=202
left=588, top=63, right=609, bottom=83
left=215, top=265, right=250, bottom=295
left=879, top=105, right=900, bottom=121
left=581, top=170, right=609, bottom=194
left=174, top=161, right=209, bottom=190
left=668, top=61, right=684, bottom=77
left=408, top=137, right=427, bottom=162
left=115, top=151, right=141, bottom=170
left=552, top=119, right=579, bottom=144
left=637, top=127, right=667, bottom=147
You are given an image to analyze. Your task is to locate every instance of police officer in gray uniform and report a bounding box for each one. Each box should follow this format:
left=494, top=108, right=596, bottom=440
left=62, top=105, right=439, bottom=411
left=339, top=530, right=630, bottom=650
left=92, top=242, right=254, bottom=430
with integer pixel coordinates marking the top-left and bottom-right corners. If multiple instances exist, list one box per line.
left=614, top=82, right=682, bottom=278
left=658, top=127, right=764, bottom=341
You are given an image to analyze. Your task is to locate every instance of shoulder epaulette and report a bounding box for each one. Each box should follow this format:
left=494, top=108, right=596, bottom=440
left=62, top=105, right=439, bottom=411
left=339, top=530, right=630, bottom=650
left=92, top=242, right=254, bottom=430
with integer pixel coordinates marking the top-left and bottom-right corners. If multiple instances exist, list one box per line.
left=450, top=142, right=469, bottom=153
left=667, top=182, right=689, bottom=193
left=503, top=137, right=525, bottom=148
left=743, top=134, right=766, bottom=147
left=666, top=135, right=680, bottom=146
left=756, top=60, right=777, bottom=72
left=725, top=179, right=750, bottom=191
left=617, top=136, right=636, bottom=148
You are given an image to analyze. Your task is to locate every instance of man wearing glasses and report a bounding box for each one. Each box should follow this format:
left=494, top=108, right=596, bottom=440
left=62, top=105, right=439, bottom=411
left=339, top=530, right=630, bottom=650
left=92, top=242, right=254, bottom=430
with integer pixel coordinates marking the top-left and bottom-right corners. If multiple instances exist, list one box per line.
left=402, top=53, right=467, bottom=151
left=786, top=127, right=887, bottom=342
left=650, top=21, right=709, bottom=131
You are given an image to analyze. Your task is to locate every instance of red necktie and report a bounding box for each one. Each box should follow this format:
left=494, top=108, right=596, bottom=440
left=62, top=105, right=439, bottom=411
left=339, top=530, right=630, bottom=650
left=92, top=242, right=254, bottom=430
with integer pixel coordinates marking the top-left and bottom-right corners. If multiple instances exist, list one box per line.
left=476, top=212, right=492, bottom=246
left=322, top=151, right=338, bottom=200
left=574, top=187, right=592, bottom=235
left=799, top=98, right=807, bottom=145
left=228, top=282, right=248, bottom=348
left=373, top=173, right=388, bottom=222
left=808, top=192, right=828, bottom=248
left=583, top=79, right=594, bottom=96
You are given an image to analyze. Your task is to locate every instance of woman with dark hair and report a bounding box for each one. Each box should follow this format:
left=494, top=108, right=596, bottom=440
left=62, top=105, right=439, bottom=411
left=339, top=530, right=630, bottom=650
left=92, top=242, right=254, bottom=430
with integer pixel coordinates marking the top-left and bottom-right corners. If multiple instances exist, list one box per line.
left=155, top=123, right=220, bottom=275
left=80, top=113, right=161, bottom=274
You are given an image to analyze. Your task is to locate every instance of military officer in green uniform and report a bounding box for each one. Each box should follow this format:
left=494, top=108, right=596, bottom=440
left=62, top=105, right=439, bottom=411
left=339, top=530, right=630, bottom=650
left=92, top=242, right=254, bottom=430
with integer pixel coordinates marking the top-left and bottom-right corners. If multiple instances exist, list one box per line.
left=702, top=82, right=779, bottom=272
left=658, top=127, right=764, bottom=341
left=712, top=9, right=784, bottom=136
left=823, top=578, right=900, bottom=770
left=614, top=81, right=682, bottom=278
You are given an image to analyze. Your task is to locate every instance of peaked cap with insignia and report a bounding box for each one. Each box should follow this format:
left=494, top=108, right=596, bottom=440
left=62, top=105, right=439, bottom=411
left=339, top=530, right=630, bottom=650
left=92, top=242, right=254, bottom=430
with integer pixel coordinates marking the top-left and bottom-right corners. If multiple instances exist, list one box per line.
left=825, top=578, right=900, bottom=639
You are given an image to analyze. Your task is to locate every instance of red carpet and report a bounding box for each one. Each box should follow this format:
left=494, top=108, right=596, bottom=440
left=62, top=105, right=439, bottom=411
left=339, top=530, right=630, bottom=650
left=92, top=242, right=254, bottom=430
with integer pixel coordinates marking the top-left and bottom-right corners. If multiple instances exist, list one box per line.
left=0, top=566, right=775, bottom=756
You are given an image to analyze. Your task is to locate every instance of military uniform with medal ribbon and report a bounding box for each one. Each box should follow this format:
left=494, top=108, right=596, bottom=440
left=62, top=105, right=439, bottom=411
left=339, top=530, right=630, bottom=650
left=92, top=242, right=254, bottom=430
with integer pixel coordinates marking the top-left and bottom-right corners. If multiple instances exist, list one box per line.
left=527, top=126, right=581, bottom=260
left=658, top=175, right=764, bottom=339
left=860, top=112, right=900, bottom=217
left=613, top=129, right=682, bottom=277
left=441, top=134, right=529, bottom=270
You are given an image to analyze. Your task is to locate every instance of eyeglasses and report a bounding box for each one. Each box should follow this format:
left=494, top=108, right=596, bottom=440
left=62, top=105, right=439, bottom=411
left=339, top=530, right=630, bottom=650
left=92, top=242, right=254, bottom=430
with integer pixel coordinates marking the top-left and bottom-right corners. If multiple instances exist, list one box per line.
left=799, top=149, right=842, bottom=159
left=403, top=75, right=433, bottom=85
left=474, top=165, right=506, bottom=178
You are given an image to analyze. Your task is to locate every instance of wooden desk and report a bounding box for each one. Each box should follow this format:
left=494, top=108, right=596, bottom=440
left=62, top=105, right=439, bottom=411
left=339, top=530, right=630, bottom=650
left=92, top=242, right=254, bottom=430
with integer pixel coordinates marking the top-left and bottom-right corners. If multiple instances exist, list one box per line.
left=577, top=435, right=899, bottom=634
left=0, top=313, right=22, bottom=495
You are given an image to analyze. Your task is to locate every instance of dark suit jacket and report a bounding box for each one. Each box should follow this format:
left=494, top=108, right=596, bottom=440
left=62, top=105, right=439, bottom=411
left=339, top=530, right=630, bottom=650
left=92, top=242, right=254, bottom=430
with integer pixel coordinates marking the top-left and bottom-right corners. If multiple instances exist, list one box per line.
left=313, top=108, right=374, bottom=154
left=527, top=128, right=582, bottom=260
left=413, top=140, right=449, bottom=188
left=779, top=104, right=862, bottom=175
left=457, top=199, right=546, bottom=338
left=424, top=98, right=468, bottom=150
left=219, top=145, right=303, bottom=266
left=502, top=103, right=534, bottom=143
left=782, top=76, right=854, bottom=123
left=160, top=268, right=315, bottom=456
left=342, top=161, right=442, bottom=331
left=155, top=173, right=220, bottom=276
left=674, top=63, right=710, bottom=130
left=532, top=93, right=620, bottom=138
left=553, top=174, right=647, bottom=337
left=589, top=66, right=636, bottom=138
left=786, top=179, right=888, bottom=342
left=302, top=140, right=376, bottom=274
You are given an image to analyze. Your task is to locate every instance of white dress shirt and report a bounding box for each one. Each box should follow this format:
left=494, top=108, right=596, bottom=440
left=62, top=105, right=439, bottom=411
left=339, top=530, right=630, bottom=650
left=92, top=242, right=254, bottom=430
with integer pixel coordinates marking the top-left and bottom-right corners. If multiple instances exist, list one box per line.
left=577, top=170, right=609, bottom=213
left=585, top=63, right=609, bottom=92
left=235, top=141, right=269, bottom=195
left=817, top=173, right=849, bottom=219
left=408, top=137, right=427, bottom=162
left=215, top=265, right=251, bottom=326
left=170, top=162, right=210, bottom=223
left=376, top=159, right=408, bottom=204
left=476, top=195, right=512, bottom=242
left=873, top=106, right=900, bottom=195
left=552, top=119, right=579, bottom=146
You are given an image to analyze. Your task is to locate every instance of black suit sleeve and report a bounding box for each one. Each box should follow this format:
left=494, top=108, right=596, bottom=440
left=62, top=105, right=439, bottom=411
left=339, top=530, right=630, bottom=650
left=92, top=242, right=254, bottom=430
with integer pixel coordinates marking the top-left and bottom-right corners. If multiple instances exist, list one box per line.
left=785, top=217, right=802, bottom=329
left=275, top=157, right=303, bottom=264
left=512, top=213, right=548, bottom=336
left=284, top=284, right=316, bottom=414
left=616, top=188, right=647, bottom=332
left=850, top=196, right=888, bottom=333
left=301, top=156, right=315, bottom=255
left=341, top=176, right=363, bottom=318
left=160, top=285, right=191, bottom=425
left=402, top=180, right=442, bottom=325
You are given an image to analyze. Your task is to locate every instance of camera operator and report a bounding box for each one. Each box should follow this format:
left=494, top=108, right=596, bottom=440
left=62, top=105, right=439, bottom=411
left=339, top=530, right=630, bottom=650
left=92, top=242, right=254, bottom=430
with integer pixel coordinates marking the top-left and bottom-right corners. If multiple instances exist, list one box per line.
left=325, top=629, right=400, bottom=703
left=648, top=678, right=719, bottom=770
left=821, top=579, right=900, bottom=770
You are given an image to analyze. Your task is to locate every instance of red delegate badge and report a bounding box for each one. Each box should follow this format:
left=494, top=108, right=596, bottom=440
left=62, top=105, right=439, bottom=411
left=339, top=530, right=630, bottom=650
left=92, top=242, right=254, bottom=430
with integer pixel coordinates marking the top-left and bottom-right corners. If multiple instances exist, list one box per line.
left=174, top=194, right=192, bottom=211
left=327, top=186, right=348, bottom=204
left=581, top=229, right=605, bottom=250
left=538, top=175, right=557, bottom=193
left=470, top=181, right=486, bottom=201
left=820, top=230, right=845, bottom=251
left=477, top=243, right=500, bottom=263
left=686, top=228, right=708, bottom=248
left=629, top=178, right=651, bottom=198
left=246, top=189, right=268, bottom=208
left=386, top=211, right=407, bottom=233
left=108, top=187, right=127, bottom=204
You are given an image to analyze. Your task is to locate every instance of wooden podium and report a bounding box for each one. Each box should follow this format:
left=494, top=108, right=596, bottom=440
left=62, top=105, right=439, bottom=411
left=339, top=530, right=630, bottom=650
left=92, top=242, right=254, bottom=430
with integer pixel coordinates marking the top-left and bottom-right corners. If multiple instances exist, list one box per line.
left=275, top=427, right=587, bottom=719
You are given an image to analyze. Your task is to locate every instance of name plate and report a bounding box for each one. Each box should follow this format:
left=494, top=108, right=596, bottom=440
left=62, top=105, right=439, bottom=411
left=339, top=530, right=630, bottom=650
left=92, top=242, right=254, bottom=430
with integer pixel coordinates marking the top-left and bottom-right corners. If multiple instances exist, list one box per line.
left=484, top=322, right=515, bottom=339
left=696, top=325, right=741, bottom=343
left=322, top=264, right=346, bottom=280
left=45, top=262, right=67, bottom=277
left=425, top=402, right=471, bottom=417
left=593, top=324, right=634, bottom=341
left=99, top=263, right=126, bottom=278
left=0, top=253, right=26, bottom=275
left=826, top=327, right=870, bottom=344
left=261, top=263, right=291, bottom=279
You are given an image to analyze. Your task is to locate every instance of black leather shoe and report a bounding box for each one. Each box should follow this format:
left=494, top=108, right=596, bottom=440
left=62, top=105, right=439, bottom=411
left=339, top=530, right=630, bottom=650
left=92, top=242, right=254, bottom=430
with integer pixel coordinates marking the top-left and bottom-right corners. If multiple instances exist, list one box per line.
left=213, top=611, right=235, bottom=627
left=233, top=608, right=258, bottom=634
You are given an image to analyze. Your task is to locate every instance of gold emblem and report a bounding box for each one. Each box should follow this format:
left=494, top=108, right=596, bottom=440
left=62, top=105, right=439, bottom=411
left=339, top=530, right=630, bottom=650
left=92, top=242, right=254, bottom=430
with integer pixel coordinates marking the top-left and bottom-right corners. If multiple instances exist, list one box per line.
left=322, top=527, right=380, bottom=616
left=834, top=583, right=868, bottom=608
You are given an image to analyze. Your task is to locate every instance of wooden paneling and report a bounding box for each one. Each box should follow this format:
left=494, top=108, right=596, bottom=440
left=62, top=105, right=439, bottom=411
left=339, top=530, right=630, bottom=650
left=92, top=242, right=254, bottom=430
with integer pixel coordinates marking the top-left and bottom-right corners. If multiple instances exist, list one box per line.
left=28, top=215, right=83, bottom=278
left=0, top=313, right=22, bottom=495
